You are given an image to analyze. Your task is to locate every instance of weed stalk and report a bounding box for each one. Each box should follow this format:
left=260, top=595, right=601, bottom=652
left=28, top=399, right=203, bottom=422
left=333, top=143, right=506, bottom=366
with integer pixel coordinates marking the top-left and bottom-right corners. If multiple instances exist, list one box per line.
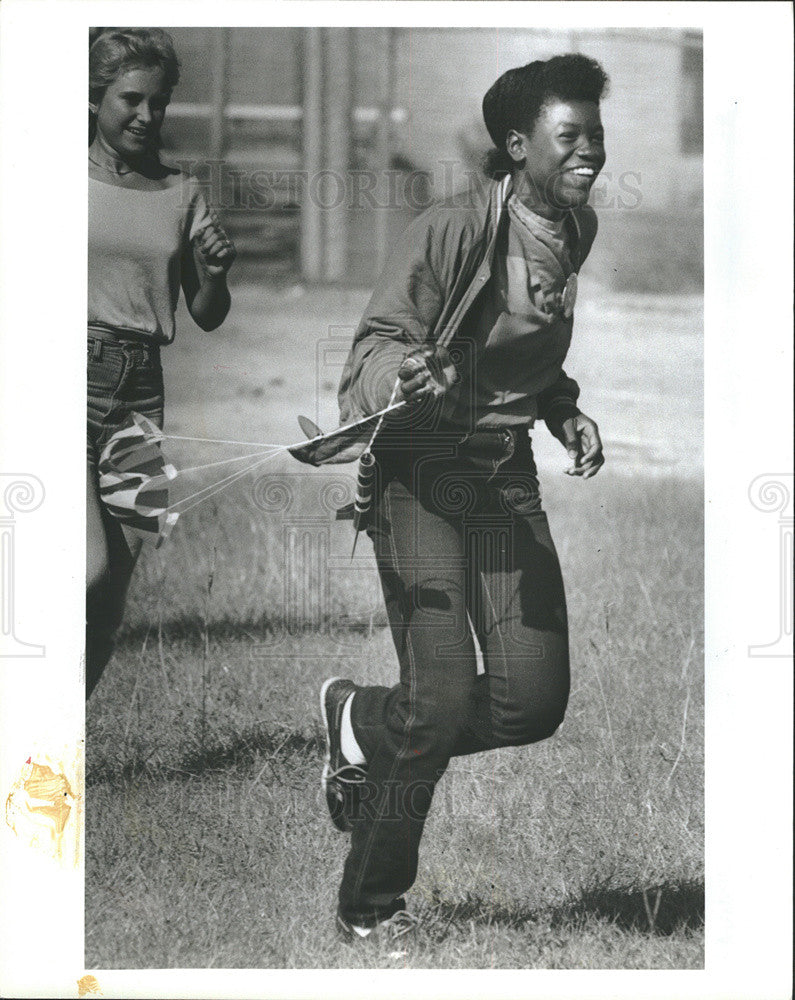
left=200, top=540, right=218, bottom=759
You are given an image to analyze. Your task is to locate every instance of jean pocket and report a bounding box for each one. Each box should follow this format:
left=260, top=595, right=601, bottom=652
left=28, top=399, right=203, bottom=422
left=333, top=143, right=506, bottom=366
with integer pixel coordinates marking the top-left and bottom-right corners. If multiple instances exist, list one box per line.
left=87, top=350, right=124, bottom=396
left=122, top=355, right=164, bottom=405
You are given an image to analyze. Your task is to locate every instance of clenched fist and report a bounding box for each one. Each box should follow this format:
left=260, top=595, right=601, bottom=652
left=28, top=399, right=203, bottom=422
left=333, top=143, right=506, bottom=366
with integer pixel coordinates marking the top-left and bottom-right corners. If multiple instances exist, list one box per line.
left=397, top=345, right=457, bottom=404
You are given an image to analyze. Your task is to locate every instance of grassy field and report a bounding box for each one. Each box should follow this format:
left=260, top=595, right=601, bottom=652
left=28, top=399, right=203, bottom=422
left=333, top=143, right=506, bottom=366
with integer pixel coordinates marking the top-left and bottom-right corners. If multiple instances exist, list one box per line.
left=85, top=282, right=704, bottom=970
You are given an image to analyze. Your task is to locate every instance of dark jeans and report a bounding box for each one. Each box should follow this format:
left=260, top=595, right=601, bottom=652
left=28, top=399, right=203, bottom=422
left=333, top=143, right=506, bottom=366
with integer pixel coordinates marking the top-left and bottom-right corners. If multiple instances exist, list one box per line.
left=338, top=432, right=570, bottom=925
left=86, top=329, right=164, bottom=696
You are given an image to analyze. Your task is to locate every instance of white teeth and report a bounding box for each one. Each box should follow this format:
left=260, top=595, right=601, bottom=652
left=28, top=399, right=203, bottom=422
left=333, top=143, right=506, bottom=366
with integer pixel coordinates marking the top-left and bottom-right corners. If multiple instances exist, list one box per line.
left=571, top=168, right=594, bottom=176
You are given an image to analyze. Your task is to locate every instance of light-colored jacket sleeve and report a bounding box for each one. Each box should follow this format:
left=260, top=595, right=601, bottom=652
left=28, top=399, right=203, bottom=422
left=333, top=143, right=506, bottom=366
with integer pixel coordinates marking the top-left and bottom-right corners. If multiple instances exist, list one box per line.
left=338, top=206, right=475, bottom=422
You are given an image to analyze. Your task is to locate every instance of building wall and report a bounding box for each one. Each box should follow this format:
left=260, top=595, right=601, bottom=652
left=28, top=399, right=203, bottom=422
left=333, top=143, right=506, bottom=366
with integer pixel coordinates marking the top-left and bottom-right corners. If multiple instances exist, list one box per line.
left=385, top=27, right=701, bottom=212
left=165, top=26, right=701, bottom=214
left=159, top=27, right=702, bottom=285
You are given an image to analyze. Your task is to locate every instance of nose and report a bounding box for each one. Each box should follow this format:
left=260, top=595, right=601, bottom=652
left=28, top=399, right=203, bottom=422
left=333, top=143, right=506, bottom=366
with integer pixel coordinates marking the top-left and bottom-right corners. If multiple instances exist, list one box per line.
left=135, top=100, right=153, bottom=125
left=577, top=138, right=605, bottom=165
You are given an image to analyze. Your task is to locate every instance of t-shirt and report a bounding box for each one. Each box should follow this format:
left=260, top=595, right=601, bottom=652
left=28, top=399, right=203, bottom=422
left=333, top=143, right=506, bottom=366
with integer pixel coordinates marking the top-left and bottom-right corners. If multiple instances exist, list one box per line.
left=447, top=194, right=582, bottom=430
left=88, top=173, right=212, bottom=344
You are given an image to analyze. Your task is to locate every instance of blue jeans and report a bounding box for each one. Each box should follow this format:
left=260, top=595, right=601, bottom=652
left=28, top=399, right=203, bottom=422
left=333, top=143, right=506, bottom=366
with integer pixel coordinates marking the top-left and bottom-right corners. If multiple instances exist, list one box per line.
left=86, top=329, right=164, bottom=696
left=338, top=432, right=570, bottom=925
left=87, top=329, right=164, bottom=474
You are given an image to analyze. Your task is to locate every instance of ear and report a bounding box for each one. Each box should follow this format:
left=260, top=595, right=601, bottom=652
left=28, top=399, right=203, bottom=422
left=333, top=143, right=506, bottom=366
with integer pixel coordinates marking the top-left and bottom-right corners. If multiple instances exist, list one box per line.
left=506, top=129, right=527, bottom=165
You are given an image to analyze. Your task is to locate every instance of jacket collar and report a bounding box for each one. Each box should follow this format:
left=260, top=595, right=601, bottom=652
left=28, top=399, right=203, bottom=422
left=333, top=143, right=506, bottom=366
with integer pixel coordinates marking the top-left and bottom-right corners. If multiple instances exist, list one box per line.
left=478, top=174, right=512, bottom=269
left=491, top=174, right=512, bottom=237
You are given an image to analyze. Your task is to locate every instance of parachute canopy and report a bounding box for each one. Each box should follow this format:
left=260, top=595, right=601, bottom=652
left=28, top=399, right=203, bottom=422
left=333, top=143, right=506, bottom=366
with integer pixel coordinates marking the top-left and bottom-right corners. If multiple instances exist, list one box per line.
left=98, top=412, right=179, bottom=547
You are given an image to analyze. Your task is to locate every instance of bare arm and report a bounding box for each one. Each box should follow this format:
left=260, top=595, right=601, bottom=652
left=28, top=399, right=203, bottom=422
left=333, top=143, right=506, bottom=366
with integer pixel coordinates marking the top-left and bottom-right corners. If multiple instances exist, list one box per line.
left=181, top=208, right=236, bottom=331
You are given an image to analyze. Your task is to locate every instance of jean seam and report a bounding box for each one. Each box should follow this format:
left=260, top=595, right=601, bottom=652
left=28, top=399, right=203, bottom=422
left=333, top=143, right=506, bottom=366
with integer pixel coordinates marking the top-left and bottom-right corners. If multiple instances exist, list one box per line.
left=350, top=485, right=418, bottom=907
left=111, top=349, right=133, bottom=410
left=478, top=559, right=511, bottom=713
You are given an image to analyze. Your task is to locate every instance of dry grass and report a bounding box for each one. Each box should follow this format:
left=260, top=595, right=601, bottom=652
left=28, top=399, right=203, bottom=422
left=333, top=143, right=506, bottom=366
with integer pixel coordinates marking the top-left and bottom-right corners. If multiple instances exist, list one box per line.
left=86, top=474, right=703, bottom=969
left=85, top=281, right=703, bottom=969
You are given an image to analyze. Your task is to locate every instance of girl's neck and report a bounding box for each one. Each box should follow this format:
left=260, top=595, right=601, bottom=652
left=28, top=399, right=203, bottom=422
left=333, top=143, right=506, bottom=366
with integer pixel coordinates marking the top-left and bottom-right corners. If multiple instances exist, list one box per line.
left=510, top=173, right=566, bottom=223
left=510, top=195, right=567, bottom=236
left=88, top=136, right=146, bottom=176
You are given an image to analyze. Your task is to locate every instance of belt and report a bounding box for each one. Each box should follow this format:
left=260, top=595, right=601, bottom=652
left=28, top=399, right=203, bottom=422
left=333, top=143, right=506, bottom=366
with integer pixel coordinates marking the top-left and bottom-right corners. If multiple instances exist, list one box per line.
left=88, top=327, right=159, bottom=360
left=457, top=427, right=518, bottom=463
left=375, top=426, right=525, bottom=462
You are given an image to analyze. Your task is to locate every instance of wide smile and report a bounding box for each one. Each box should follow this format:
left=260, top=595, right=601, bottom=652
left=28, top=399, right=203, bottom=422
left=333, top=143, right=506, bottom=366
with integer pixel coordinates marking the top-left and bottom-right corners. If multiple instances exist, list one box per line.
left=566, top=167, right=598, bottom=180
left=124, top=126, right=149, bottom=140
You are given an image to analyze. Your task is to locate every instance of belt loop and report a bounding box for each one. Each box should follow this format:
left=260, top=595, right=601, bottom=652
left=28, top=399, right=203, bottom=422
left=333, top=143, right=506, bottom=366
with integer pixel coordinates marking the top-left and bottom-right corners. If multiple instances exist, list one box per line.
left=91, top=338, right=102, bottom=361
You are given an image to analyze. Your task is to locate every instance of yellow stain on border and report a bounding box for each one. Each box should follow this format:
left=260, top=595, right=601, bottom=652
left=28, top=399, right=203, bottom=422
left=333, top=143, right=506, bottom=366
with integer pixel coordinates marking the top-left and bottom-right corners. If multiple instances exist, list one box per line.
left=77, top=974, right=103, bottom=996
left=5, top=744, right=83, bottom=866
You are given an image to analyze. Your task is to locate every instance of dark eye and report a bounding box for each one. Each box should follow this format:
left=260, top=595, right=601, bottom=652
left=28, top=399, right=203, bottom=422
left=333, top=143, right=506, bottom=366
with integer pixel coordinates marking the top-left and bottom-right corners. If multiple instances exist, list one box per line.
left=559, top=133, right=577, bottom=141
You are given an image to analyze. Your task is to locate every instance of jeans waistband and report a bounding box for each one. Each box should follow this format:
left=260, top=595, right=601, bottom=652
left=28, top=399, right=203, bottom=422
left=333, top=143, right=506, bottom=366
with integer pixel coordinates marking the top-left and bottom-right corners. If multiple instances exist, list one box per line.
left=88, top=327, right=160, bottom=360
left=375, top=426, right=531, bottom=476
left=458, top=427, right=523, bottom=460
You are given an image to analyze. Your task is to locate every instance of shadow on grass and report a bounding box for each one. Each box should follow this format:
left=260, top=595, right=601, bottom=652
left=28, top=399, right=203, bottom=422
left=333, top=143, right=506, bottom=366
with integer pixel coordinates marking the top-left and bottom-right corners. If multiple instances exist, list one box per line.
left=116, top=616, right=387, bottom=645
left=87, top=723, right=323, bottom=785
left=426, top=881, right=704, bottom=937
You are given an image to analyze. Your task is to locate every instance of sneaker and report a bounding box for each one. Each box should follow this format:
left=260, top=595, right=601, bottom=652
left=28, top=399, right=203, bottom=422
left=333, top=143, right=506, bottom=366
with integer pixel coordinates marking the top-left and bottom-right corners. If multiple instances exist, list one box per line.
left=336, top=907, right=419, bottom=942
left=320, top=677, right=367, bottom=832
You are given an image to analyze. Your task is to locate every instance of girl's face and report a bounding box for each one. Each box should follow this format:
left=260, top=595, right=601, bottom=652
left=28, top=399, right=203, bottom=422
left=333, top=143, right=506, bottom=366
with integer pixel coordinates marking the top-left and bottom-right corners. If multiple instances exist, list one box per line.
left=94, top=65, right=171, bottom=160
left=509, top=98, right=606, bottom=218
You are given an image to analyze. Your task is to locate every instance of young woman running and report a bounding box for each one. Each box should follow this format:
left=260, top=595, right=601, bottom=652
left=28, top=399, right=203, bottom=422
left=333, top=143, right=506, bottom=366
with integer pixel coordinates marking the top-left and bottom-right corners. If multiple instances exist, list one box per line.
left=320, top=53, right=608, bottom=939
left=87, top=28, right=236, bottom=696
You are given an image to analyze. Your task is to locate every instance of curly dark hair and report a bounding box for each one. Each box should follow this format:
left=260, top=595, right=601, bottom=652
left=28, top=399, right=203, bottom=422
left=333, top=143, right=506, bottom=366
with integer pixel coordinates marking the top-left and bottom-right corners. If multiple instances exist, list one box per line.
left=482, top=54, right=609, bottom=177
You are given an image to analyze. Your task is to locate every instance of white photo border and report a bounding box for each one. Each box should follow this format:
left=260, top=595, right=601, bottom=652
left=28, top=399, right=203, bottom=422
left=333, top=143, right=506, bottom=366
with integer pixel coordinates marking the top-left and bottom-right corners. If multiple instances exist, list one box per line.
left=0, top=2, right=792, bottom=998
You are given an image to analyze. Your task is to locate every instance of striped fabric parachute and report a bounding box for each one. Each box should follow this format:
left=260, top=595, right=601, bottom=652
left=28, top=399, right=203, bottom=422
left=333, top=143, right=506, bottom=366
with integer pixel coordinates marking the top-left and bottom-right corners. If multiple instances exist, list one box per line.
left=98, top=412, right=179, bottom=547
left=94, top=398, right=410, bottom=549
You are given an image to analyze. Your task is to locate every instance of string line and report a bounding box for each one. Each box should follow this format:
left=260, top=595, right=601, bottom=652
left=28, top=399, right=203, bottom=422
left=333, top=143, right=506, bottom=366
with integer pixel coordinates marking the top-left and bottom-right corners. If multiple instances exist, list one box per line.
left=117, top=398, right=413, bottom=529
left=161, top=399, right=408, bottom=455
left=169, top=450, right=284, bottom=515
left=177, top=448, right=284, bottom=476
left=364, top=380, right=401, bottom=455
left=163, top=433, right=290, bottom=449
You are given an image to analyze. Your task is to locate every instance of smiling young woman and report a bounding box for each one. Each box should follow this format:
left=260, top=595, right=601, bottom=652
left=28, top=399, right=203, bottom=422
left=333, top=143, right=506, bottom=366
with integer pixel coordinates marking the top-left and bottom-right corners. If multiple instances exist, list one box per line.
left=483, top=58, right=607, bottom=219
left=317, top=54, right=610, bottom=940
left=91, top=65, right=172, bottom=163
left=86, top=29, right=236, bottom=697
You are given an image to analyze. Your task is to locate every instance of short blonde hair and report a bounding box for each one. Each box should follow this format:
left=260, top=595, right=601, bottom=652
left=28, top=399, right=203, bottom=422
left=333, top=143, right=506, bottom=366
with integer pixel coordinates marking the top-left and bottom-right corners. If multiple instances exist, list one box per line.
left=89, top=27, right=180, bottom=107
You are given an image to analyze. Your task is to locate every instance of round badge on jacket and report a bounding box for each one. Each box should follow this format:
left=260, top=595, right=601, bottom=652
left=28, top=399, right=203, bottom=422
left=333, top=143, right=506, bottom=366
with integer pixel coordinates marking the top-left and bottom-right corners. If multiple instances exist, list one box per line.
left=562, top=273, right=578, bottom=318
